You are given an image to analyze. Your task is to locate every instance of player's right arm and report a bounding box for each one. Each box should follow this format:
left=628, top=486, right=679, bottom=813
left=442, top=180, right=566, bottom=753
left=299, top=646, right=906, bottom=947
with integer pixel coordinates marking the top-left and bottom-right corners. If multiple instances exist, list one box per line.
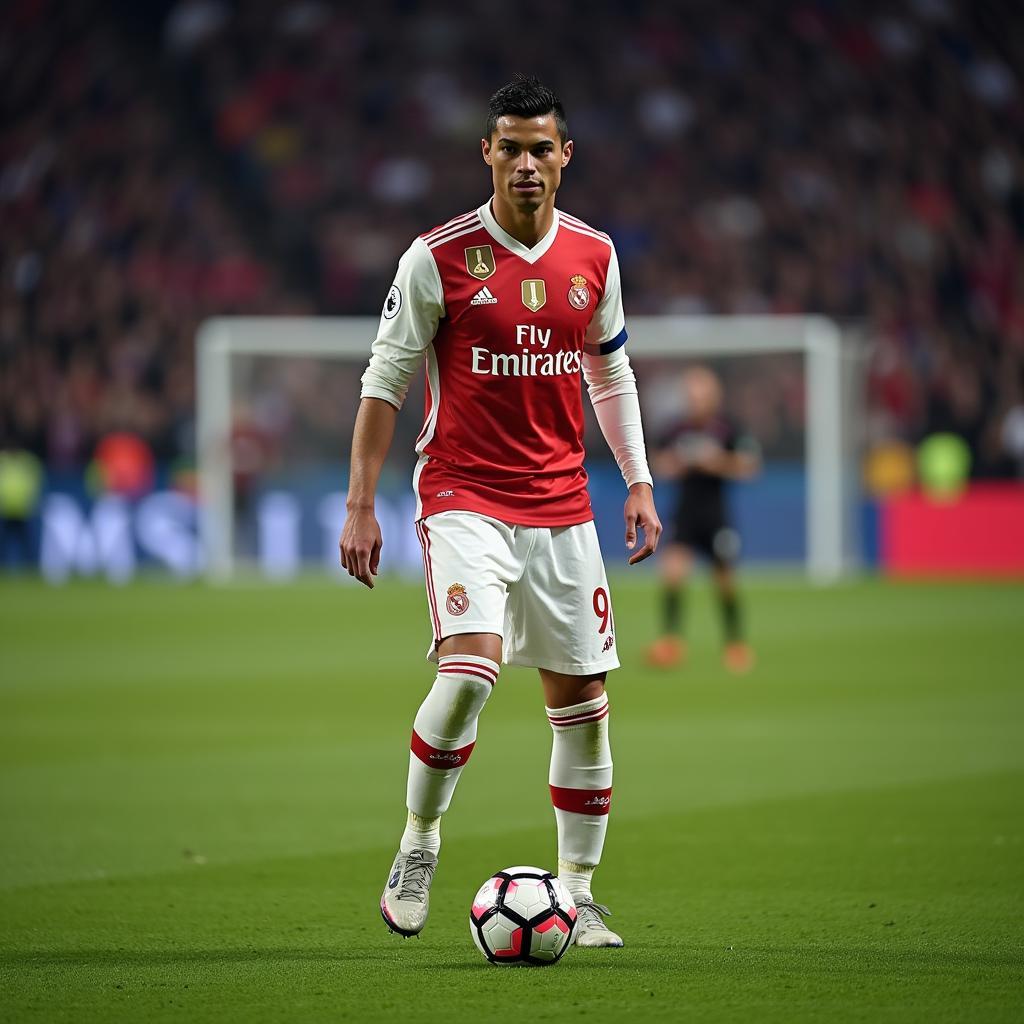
left=340, top=398, right=397, bottom=588
left=339, top=236, right=444, bottom=588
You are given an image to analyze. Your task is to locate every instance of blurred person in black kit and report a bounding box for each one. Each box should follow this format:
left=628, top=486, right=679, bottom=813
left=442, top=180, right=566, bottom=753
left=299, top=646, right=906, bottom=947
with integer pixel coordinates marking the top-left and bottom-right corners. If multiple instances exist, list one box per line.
left=646, top=367, right=760, bottom=674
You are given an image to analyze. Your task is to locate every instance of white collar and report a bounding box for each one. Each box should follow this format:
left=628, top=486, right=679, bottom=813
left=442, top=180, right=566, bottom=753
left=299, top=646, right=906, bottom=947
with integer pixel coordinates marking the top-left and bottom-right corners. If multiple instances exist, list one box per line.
left=477, top=199, right=560, bottom=265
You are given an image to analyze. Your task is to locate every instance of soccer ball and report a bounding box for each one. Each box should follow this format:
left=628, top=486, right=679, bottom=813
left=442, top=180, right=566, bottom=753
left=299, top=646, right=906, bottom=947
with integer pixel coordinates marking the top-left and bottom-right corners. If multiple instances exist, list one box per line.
left=469, top=866, right=577, bottom=966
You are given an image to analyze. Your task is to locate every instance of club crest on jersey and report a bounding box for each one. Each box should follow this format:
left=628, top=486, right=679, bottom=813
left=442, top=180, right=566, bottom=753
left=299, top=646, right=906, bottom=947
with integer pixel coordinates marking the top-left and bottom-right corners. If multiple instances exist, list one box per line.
left=568, top=274, right=590, bottom=310
left=465, top=245, right=495, bottom=280
left=446, top=583, right=469, bottom=616
left=521, top=279, right=547, bottom=312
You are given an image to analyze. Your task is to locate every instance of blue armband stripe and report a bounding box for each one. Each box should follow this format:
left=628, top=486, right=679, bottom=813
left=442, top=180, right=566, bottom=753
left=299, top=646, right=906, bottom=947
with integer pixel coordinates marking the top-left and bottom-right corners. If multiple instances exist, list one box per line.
left=596, top=328, right=627, bottom=355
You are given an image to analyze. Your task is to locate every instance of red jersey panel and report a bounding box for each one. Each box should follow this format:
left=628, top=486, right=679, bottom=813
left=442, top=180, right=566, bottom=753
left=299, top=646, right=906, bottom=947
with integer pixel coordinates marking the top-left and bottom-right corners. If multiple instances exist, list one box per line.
left=362, top=201, right=628, bottom=527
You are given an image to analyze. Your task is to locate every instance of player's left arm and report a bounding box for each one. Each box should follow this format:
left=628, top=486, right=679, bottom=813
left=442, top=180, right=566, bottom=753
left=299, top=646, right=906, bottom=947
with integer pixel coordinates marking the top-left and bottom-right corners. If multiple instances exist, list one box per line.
left=582, top=243, right=662, bottom=565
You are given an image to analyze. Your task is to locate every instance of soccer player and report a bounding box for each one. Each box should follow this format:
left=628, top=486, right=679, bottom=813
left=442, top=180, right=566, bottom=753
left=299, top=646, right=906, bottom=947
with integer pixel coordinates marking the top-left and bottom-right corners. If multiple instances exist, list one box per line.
left=646, top=366, right=760, bottom=673
left=339, top=76, right=660, bottom=949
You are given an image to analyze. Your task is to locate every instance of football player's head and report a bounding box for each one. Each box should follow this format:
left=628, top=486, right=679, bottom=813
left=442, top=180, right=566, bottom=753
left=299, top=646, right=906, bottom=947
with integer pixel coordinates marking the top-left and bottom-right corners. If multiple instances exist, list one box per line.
left=683, top=366, right=723, bottom=421
left=482, top=76, right=572, bottom=213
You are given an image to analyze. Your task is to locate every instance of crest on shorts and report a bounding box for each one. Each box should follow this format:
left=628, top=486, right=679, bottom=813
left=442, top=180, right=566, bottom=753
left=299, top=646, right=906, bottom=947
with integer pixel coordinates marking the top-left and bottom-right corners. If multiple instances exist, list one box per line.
left=567, top=274, right=590, bottom=310
left=446, top=583, right=470, bottom=616
left=465, top=245, right=496, bottom=280
left=521, top=279, right=546, bottom=312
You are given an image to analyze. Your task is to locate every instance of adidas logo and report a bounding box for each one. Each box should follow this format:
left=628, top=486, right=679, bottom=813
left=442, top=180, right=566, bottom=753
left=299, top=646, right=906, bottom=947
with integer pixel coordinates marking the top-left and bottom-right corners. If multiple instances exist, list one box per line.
left=470, top=286, right=498, bottom=306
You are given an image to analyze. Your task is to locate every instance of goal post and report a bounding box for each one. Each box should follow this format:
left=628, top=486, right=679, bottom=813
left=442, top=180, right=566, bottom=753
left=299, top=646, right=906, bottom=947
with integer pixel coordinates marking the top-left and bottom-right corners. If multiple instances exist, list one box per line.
left=196, top=315, right=862, bottom=583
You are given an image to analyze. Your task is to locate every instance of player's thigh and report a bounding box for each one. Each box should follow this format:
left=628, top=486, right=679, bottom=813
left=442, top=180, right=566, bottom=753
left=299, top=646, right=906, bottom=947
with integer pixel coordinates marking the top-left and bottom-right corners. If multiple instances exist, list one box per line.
left=504, top=521, right=620, bottom=676
left=416, top=512, right=518, bottom=646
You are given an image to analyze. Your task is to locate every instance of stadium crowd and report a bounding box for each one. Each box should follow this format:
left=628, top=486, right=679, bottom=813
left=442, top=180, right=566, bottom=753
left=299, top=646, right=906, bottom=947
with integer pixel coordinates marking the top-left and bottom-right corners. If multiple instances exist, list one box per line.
left=2, top=0, right=1023, bottom=490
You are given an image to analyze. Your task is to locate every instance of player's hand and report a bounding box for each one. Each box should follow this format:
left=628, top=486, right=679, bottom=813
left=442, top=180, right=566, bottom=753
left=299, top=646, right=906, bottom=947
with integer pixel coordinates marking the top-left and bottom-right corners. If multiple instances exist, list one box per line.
left=339, top=506, right=383, bottom=589
left=624, top=483, right=662, bottom=565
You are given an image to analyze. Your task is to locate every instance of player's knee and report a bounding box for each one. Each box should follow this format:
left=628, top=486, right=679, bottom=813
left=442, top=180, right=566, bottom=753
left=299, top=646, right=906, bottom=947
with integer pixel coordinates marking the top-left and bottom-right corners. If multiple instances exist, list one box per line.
left=415, top=654, right=500, bottom=745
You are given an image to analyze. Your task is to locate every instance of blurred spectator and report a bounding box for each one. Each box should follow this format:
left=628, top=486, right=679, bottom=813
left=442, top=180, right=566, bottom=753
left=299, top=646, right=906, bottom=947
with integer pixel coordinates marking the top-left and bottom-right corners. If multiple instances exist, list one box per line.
left=92, top=432, right=156, bottom=498
left=1, top=0, right=1022, bottom=482
left=0, top=441, right=43, bottom=569
left=1, top=0, right=289, bottom=481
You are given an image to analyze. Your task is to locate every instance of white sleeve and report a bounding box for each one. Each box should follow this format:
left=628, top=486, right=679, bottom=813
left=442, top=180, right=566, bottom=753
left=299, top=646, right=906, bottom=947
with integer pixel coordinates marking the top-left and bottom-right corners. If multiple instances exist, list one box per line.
left=360, top=237, right=445, bottom=409
left=584, top=347, right=653, bottom=489
left=583, top=242, right=626, bottom=356
left=581, top=241, right=651, bottom=488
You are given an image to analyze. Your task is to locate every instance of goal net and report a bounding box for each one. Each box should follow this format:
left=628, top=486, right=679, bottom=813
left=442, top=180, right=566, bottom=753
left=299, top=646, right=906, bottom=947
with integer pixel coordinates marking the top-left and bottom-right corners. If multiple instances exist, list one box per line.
left=196, top=316, right=864, bottom=582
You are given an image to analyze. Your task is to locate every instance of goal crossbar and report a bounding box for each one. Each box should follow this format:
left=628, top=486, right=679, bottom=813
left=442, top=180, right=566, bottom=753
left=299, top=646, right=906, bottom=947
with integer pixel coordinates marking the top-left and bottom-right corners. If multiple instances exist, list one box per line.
left=197, top=315, right=852, bottom=582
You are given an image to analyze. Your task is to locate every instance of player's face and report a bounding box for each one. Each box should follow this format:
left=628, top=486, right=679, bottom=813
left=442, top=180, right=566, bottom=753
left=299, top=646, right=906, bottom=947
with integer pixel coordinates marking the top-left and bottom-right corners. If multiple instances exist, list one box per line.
left=481, top=114, right=572, bottom=212
left=684, top=369, right=722, bottom=421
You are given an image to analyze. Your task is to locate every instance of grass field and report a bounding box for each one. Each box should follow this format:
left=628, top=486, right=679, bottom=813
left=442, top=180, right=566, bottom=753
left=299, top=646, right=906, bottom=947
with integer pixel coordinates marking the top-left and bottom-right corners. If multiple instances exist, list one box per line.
left=1, top=574, right=1022, bottom=1022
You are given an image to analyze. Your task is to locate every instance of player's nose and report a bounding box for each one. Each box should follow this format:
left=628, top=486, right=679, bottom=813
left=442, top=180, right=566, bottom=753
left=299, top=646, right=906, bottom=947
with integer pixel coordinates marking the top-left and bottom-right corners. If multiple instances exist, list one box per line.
left=516, top=151, right=536, bottom=173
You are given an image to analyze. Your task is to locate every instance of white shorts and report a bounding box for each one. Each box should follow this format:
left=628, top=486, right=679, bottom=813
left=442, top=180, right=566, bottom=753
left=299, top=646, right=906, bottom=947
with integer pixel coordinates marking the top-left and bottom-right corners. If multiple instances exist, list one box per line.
left=415, top=511, right=619, bottom=676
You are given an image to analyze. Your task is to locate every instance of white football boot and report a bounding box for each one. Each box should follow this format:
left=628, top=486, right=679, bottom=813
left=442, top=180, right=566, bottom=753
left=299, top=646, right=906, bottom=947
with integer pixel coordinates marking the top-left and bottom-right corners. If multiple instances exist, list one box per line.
left=573, top=901, right=624, bottom=948
left=379, top=849, right=437, bottom=937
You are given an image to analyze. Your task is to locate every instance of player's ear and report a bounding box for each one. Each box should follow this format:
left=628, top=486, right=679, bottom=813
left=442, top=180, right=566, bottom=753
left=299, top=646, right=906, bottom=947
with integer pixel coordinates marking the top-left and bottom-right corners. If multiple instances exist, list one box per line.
left=481, top=138, right=493, bottom=166
left=561, top=139, right=573, bottom=168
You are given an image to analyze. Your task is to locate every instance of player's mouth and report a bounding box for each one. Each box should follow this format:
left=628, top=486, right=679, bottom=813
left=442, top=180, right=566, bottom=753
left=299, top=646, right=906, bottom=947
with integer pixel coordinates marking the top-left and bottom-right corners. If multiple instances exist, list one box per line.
left=512, top=179, right=543, bottom=194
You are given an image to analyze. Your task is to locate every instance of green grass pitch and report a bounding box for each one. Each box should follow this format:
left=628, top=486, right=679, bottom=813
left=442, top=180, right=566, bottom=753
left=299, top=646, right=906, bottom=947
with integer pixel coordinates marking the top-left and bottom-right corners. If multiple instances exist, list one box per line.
left=1, top=574, right=1022, bottom=1022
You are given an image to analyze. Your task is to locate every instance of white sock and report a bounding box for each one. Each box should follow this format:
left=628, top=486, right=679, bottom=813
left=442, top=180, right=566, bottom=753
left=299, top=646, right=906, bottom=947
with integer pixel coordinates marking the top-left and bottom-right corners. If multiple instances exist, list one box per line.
left=400, top=811, right=441, bottom=855
left=402, top=654, right=498, bottom=849
left=547, top=693, right=612, bottom=870
left=558, top=859, right=595, bottom=904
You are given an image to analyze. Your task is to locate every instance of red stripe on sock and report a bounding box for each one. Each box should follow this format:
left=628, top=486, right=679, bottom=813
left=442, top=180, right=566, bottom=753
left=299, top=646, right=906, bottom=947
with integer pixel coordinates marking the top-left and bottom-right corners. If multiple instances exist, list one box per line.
left=548, top=705, right=609, bottom=727
left=439, top=667, right=497, bottom=686
left=439, top=658, right=497, bottom=674
left=439, top=660, right=498, bottom=683
left=411, top=730, right=476, bottom=769
left=549, top=785, right=612, bottom=815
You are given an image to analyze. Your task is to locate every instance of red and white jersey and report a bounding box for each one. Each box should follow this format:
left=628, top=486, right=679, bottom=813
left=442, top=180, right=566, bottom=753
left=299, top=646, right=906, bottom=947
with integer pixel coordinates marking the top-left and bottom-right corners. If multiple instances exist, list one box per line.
left=361, top=199, right=629, bottom=526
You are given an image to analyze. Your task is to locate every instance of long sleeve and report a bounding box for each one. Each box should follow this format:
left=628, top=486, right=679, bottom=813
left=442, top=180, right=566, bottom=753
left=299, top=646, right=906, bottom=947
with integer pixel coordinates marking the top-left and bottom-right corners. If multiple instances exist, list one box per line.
left=584, top=347, right=653, bottom=489
left=581, top=241, right=652, bottom=488
left=360, top=236, right=445, bottom=409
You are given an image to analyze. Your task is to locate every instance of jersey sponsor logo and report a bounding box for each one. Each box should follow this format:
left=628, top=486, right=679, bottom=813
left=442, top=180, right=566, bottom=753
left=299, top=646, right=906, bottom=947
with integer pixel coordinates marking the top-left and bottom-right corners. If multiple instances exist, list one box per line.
left=470, top=286, right=498, bottom=306
left=521, top=279, right=546, bottom=312
left=383, top=284, right=402, bottom=319
left=471, top=346, right=582, bottom=377
left=436, top=489, right=454, bottom=497
left=516, top=324, right=550, bottom=347
left=568, top=274, right=590, bottom=310
left=465, top=245, right=496, bottom=280
left=446, top=582, right=469, bottom=616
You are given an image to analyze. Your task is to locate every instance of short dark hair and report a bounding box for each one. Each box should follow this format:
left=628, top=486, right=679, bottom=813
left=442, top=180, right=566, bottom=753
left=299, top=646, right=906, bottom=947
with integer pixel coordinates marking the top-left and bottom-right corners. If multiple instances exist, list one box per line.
left=485, top=75, right=568, bottom=143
